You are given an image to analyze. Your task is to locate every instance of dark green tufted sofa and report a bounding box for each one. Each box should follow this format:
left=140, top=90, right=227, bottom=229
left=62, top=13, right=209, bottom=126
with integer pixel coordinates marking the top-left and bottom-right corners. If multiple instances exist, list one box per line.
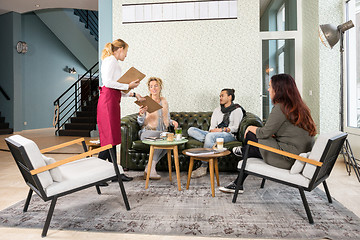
left=120, top=111, right=263, bottom=172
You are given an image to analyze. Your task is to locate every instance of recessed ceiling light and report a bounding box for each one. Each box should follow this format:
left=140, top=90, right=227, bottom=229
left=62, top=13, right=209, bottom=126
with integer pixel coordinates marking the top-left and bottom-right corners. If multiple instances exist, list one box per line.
left=35, top=4, right=40, bottom=8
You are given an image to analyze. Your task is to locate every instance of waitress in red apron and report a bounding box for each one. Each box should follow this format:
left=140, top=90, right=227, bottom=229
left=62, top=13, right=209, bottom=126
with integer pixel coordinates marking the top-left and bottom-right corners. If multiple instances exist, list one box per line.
left=97, top=39, right=142, bottom=183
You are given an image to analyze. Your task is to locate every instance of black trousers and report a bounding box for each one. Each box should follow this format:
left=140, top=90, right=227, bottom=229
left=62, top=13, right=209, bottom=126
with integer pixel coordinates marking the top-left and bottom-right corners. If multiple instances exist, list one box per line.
left=98, top=145, right=117, bottom=163
left=235, top=132, right=263, bottom=185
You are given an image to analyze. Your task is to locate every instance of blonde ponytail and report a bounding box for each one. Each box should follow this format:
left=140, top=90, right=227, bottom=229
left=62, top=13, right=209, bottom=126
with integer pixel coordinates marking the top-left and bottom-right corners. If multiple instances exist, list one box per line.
left=101, top=39, right=128, bottom=60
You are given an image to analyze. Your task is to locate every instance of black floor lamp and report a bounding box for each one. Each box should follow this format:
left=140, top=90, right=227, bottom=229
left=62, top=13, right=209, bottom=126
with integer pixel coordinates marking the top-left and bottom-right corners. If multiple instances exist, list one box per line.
left=319, top=20, right=360, bottom=182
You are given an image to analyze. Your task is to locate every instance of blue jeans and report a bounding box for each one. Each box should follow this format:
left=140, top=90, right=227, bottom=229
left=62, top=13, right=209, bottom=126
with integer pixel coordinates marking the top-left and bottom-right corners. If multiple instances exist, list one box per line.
left=187, top=127, right=236, bottom=166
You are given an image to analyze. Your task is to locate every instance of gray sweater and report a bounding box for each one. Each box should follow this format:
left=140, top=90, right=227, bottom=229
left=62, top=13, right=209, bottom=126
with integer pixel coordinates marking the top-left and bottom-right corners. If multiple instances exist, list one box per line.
left=256, top=103, right=314, bottom=169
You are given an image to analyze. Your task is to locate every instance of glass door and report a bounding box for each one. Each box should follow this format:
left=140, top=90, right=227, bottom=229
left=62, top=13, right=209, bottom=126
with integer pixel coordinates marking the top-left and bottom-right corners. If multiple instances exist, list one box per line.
left=261, top=39, right=295, bottom=121
left=260, top=0, right=299, bottom=121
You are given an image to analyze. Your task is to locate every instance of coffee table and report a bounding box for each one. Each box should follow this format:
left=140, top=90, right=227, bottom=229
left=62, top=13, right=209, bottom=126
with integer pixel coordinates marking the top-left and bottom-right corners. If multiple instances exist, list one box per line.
left=142, top=138, right=188, bottom=191
left=85, top=139, right=101, bottom=156
left=183, top=148, right=231, bottom=197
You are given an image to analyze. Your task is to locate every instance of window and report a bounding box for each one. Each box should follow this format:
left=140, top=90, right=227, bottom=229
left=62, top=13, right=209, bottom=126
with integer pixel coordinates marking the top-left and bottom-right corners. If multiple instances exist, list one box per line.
left=260, top=0, right=297, bottom=32
left=122, top=0, right=237, bottom=24
left=260, top=0, right=299, bottom=121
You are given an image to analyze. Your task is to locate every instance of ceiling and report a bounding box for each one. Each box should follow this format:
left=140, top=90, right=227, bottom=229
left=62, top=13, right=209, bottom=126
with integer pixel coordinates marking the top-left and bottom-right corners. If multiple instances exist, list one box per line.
left=0, top=0, right=98, bottom=15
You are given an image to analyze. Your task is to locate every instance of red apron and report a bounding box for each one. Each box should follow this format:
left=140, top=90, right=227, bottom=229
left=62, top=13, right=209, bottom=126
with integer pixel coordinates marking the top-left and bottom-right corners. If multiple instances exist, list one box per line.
left=97, top=86, right=122, bottom=146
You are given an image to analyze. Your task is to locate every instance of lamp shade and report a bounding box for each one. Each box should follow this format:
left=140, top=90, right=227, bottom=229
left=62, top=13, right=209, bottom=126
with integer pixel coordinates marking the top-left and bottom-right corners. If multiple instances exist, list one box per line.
left=319, top=24, right=340, bottom=48
left=319, top=20, right=354, bottom=49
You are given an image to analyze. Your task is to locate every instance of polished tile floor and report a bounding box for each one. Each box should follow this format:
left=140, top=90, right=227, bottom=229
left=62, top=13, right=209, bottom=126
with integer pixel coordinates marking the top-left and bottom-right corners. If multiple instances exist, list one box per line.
left=0, top=128, right=359, bottom=240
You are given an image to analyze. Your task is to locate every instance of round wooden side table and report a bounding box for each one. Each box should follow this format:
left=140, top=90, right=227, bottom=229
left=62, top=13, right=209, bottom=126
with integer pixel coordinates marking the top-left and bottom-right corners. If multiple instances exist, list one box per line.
left=183, top=148, right=231, bottom=197
left=142, top=138, right=188, bottom=191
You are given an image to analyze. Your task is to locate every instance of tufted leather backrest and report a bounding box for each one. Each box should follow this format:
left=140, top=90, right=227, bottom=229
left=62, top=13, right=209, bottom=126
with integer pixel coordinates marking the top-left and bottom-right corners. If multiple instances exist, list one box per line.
left=171, top=112, right=211, bottom=137
left=121, top=111, right=263, bottom=145
left=170, top=111, right=263, bottom=143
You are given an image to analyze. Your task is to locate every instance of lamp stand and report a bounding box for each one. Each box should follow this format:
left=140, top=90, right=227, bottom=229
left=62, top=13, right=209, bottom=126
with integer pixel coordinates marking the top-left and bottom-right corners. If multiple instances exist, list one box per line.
left=339, top=32, right=360, bottom=182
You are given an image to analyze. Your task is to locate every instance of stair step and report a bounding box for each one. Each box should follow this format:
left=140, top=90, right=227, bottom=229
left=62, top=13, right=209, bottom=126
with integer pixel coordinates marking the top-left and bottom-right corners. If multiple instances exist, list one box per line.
left=0, top=122, right=9, bottom=129
left=0, top=128, right=13, bottom=135
left=71, top=117, right=97, bottom=123
left=59, top=129, right=91, bottom=137
left=0, top=117, right=4, bottom=123
left=81, top=106, right=97, bottom=112
left=76, top=111, right=95, bottom=117
left=65, top=123, right=96, bottom=130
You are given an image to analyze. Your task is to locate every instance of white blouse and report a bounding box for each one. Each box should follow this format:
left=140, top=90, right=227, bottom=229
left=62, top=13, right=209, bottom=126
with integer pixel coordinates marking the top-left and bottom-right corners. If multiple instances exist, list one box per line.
left=101, top=55, right=130, bottom=96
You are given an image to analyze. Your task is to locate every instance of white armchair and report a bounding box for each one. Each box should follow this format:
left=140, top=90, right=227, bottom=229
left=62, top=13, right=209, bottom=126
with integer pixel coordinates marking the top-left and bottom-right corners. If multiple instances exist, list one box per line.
left=5, top=135, right=130, bottom=237
left=232, top=132, right=348, bottom=224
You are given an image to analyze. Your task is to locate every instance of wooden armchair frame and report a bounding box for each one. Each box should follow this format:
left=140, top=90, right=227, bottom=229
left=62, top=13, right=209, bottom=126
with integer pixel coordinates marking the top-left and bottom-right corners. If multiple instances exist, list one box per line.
left=232, top=133, right=347, bottom=224
left=5, top=137, right=130, bottom=237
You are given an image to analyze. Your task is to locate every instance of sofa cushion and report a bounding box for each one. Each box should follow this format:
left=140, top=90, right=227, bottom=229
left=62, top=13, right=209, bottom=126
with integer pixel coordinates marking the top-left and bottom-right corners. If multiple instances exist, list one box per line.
left=302, top=132, right=342, bottom=179
left=9, top=135, right=53, bottom=188
left=45, top=157, right=121, bottom=197
left=121, top=111, right=263, bottom=171
left=132, top=140, right=150, bottom=152
left=238, top=158, right=310, bottom=187
left=185, top=138, right=205, bottom=149
left=290, top=152, right=310, bottom=174
left=42, top=154, right=63, bottom=182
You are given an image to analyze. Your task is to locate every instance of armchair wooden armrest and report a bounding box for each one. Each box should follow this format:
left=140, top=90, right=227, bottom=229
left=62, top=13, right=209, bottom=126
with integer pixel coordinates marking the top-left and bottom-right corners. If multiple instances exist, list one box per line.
left=247, top=140, right=322, bottom=167
left=40, top=138, right=85, bottom=154
left=31, top=144, right=113, bottom=175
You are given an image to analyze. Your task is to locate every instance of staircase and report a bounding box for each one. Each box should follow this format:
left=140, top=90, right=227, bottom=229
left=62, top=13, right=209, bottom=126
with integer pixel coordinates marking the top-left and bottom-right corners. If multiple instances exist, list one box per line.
left=54, top=63, right=99, bottom=137
left=51, top=8, right=100, bottom=137
left=59, top=79, right=99, bottom=137
left=0, top=112, right=13, bottom=135
left=74, top=10, right=98, bottom=42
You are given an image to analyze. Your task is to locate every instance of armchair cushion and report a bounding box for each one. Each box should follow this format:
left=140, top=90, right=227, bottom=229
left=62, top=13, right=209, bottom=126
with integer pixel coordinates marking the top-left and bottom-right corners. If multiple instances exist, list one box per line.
left=45, top=157, right=121, bottom=197
left=9, top=135, right=53, bottom=188
left=42, top=154, right=63, bottom=182
left=238, top=158, right=310, bottom=187
left=290, top=152, right=310, bottom=174
left=303, top=131, right=342, bottom=179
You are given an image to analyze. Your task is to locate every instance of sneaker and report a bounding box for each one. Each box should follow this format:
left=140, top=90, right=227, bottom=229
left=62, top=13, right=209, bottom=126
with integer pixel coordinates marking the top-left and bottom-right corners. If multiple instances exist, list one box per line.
left=191, top=166, right=207, bottom=179
left=232, top=146, right=242, bottom=157
left=98, top=181, right=109, bottom=187
left=219, top=182, right=244, bottom=193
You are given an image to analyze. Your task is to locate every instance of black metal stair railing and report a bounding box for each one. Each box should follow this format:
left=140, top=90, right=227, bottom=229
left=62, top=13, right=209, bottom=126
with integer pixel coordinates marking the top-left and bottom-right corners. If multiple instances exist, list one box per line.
left=74, top=9, right=98, bottom=41
left=0, top=85, right=10, bottom=100
left=53, top=62, right=99, bottom=136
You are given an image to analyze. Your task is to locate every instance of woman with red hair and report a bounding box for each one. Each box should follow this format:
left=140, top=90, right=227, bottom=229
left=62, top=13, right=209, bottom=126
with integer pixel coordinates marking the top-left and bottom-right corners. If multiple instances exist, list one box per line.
left=220, top=74, right=317, bottom=193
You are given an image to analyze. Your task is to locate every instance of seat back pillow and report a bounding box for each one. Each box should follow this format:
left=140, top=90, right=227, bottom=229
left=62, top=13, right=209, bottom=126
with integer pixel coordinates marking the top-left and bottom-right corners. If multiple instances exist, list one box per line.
left=290, top=152, right=310, bottom=174
left=9, top=135, right=53, bottom=188
left=42, top=154, right=63, bottom=182
left=302, top=131, right=342, bottom=179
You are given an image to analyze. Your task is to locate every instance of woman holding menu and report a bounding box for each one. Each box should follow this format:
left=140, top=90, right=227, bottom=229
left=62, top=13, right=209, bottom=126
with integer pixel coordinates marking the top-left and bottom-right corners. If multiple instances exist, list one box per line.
left=137, top=77, right=179, bottom=180
left=97, top=39, right=143, bottom=183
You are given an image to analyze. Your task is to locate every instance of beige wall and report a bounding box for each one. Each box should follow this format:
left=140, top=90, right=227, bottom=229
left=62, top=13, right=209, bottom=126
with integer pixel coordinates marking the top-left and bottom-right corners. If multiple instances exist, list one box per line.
left=113, top=0, right=343, bottom=134
left=302, top=0, right=320, bottom=130
left=318, top=0, right=343, bottom=134
left=113, top=0, right=262, bottom=118
left=302, top=0, right=342, bottom=134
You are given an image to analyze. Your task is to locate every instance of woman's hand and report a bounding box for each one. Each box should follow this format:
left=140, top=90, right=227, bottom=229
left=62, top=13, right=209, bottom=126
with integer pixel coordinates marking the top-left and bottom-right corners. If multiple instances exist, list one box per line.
left=210, top=128, right=222, bottom=132
left=245, top=126, right=258, bottom=137
left=135, top=93, right=146, bottom=101
left=129, top=79, right=140, bottom=89
left=139, top=106, right=148, bottom=116
left=172, top=120, right=179, bottom=129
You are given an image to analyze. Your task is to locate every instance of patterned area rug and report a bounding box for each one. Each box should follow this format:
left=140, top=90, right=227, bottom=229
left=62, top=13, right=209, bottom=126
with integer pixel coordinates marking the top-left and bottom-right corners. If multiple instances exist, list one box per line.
left=1, top=172, right=359, bottom=239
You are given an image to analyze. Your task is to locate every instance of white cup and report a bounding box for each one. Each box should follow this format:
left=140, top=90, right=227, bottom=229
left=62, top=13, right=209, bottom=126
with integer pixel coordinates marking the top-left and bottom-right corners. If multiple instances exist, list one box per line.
left=216, top=138, right=224, bottom=150
left=175, top=134, right=182, bottom=140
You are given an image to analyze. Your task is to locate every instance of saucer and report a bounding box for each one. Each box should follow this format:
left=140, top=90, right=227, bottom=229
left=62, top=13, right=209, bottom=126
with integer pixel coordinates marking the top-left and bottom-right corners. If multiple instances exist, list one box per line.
left=175, top=137, right=186, bottom=141
left=214, top=147, right=227, bottom=152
